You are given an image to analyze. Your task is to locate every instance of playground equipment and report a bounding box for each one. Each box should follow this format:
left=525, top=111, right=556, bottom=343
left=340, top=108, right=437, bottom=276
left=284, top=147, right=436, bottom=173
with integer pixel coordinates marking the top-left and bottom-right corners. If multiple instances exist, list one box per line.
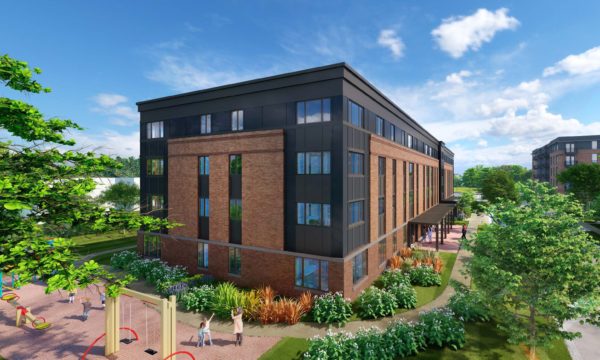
left=0, top=286, right=51, bottom=330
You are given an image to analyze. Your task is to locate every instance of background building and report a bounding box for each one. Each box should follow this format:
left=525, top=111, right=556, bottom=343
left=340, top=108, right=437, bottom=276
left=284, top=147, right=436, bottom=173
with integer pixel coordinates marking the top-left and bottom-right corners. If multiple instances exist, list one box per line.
left=532, top=135, right=600, bottom=193
left=137, top=63, right=455, bottom=299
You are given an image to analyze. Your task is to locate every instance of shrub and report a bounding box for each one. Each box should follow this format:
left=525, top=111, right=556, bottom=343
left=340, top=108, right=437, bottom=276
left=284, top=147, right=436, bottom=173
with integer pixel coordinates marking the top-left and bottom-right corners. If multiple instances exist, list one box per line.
left=388, top=283, right=417, bottom=309
left=110, top=250, right=139, bottom=270
left=353, top=327, right=389, bottom=360
left=241, top=289, right=261, bottom=321
left=388, top=255, right=403, bottom=269
left=180, top=285, right=215, bottom=312
left=298, top=291, right=314, bottom=314
left=400, top=248, right=412, bottom=259
left=409, top=265, right=442, bottom=287
left=376, top=269, right=410, bottom=289
left=212, top=282, right=246, bottom=319
left=416, top=308, right=465, bottom=350
left=384, top=321, right=426, bottom=358
left=356, top=286, right=397, bottom=319
left=447, top=281, right=490, bottom=322
left=304, top=331, right=359, bottom=359
left=312, top=292, right=353, bottom=326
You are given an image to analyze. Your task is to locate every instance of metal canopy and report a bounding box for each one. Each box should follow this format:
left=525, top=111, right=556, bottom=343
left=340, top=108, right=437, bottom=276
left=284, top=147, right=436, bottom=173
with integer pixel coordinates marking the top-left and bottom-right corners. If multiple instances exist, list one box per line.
left=409, top=203, right=456, bottom=225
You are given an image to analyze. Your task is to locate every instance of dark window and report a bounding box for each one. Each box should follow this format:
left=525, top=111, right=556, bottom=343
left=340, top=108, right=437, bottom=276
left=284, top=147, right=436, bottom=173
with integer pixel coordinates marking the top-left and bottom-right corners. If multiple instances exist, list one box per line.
left=143, top=234, right=161, bottom=258
left=147, top=158, right=164, bottom=175
left=389, top=124, right=396, bottom=142
left=352, top=250, right=367, bottom=284
left=378, top=240, right=386, bottom=265
left=409, top=163, right=414, bottom=218
left=230, top=199, right=242, bottom=220
left=297, top=98, right=331, bottom=124
left=348, top=100, right=364, bottom=128
left=231, top=110, right=244, bottom=131
left=376, top=117, right=384, bottom=136
left=392, top=160, right=397, bottom=228
left=348, top=152, right=364, bottom=175
left=198, top=243, right=208, bottom=269
left=295, top=258, right=328, bottom=291
left=228, top=248, right=241, bottom=275
left=199, top=156, right=210, bottom=175
left=147, top=121, right=164, bottom=139
left=349, top=201, right=364, bottom=225
left=297, top=203, right=330, bottom=227
left=200, top=114, right=211, bottom=134
left=149, top=195, right=164, bottom=211
left=230, top=155, right=242, bottom=175
left=378, top=157, right=386, bottom=236
left=199, top=198, right=210, bottom=217
left=297, top=152, right=330, bottom=174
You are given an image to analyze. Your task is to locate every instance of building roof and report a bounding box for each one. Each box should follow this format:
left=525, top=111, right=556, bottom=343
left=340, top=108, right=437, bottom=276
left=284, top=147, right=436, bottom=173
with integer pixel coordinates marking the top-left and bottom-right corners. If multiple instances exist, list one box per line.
left=532, top=135, right=600, bottom=154
left=409, top=203, right=456, bottom=225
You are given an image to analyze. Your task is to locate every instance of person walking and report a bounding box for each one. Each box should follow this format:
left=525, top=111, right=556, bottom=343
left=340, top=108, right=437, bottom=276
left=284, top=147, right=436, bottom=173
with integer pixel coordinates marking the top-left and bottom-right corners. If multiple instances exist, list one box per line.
left=461, top=224, right=467, bottom=240
left=68, top=289, right=77, bottom=304
left=100, top=292, right=106, bottom=308
left=427, top=226, right=433, bottom=243
left=81, top=297, right=92, bottom=321
left=231, top=307, right=244, bottom=346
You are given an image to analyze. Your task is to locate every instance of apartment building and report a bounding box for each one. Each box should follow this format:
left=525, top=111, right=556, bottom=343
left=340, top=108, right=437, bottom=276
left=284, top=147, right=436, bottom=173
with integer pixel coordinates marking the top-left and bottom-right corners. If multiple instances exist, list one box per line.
left=137, top=63, right=455, bottom=299
left=532, top=135, right=600, bottom=193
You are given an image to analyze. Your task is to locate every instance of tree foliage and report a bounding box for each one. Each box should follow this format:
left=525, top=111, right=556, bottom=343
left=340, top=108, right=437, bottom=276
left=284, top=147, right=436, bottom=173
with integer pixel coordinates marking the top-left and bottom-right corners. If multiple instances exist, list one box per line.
left=95, top=156, right=140, bottom=177
left=99, top=182, right=140, bottom=210
left=465, top=181, right=600, bottom=359
left=481, top=168, right=517, bottom=203
left=460, top=164, right=531, bottom=188
left=457, top=189, right=475, bottom=218
left=0, top=54, right=174, bottom=296
left=557, top=163, right=600, bottom=209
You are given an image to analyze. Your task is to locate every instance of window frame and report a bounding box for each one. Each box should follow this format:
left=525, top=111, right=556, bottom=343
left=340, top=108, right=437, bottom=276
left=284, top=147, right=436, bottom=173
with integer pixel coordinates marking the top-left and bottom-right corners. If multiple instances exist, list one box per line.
left=297, top=202, right=331, bottom=227
left=147, top=158, right=164, bottom=176
left=295, top=257, right=329, bottom=291
left=348, top=151, right=365, bottom=175
left=376, top=117, right=384, bottom=136
left=197, top=243, right=209, bottom=269
left=143, top=234, right=161, bottom=258
left=296, top=98, right=331, bottom=124
left=352, top=250, right=368, bottom=284
left=199, top=156, right=210, bottom=175
left=200, top=114, right=212, bottom=134
left=199, top=197, right=210, bottom=217
left=231, top=110, right=244, bottom=131
left=229, top=154, right=242, bottom=175
left=229, top=198, right=242, bottom=221
left=146, top=121, right=164, bottom=139
left=297, top=151, right=331, bottom=175
left=228, top=247, right=241, bottom=275
left=348, top=100, right=364, bottom=128
left=149, top=194, right=164, bottom=211
left=348, top=200, right=364, bottom=225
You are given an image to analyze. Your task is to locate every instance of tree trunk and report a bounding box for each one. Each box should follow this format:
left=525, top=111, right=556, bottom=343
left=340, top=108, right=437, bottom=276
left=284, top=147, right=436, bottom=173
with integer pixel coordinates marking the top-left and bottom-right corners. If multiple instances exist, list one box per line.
left=529, top=305, right=537, bottom=360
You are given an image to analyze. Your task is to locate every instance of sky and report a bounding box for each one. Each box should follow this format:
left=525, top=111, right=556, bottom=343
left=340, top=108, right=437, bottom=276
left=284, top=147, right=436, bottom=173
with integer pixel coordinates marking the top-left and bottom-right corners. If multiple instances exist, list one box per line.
left=2, top=0, right=600, bottom=173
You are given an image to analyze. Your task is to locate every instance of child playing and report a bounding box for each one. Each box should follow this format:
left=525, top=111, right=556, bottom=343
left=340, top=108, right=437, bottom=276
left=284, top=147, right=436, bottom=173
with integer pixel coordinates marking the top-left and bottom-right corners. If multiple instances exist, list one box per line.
left=201, top=313, right=214, bottom=346
left=68, top=289, right=76, bottom=304
left=197, top=321, right=206, bottom=347
left=81, top=297, right=92, bottom=321
left=232, top=307, right=244, bottom=346
left=100, top=292, right=106, bottom=308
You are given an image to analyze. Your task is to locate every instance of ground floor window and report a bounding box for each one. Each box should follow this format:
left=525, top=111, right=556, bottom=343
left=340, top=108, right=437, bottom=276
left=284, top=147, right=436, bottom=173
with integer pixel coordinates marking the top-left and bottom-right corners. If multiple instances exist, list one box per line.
left=149, top=195, right=164, bottom=211
left=198, top=243, right=208, bottom=269
left=378, top=240, right=387, bottom=265
left=295, top=257, right=328, bottom=291
left=352, top=250, right=367, bottom=284
left=143, top=234, right=161, bottom=258
left=229, top=248, right=241, bottom=275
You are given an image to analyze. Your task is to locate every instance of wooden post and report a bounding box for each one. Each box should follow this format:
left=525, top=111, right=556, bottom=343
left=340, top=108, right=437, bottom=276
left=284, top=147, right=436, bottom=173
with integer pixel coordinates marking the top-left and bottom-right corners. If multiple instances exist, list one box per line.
left=105, top=295, right=120, bottom=356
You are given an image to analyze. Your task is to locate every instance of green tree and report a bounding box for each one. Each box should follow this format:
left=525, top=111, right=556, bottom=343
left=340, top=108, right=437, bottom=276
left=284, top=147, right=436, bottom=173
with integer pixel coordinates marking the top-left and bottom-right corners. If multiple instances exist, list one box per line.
left=99, top=182, right=140, bottom=210
left=461, top=165, right=489, bottom=188
left=497, top=164, right=532, bottom=183
left=454, top=173, right=463, bottom=187
left=97, top=156, right=140, bottom=177
left=0, top=54, right=173, bottom=296
left=481, top=169, right=517, bottom=203
left=557, top=163, right=600, bottom=209
left=457, top=189, right=475, bottom=218
left=464, top=181, right=600, bottom=359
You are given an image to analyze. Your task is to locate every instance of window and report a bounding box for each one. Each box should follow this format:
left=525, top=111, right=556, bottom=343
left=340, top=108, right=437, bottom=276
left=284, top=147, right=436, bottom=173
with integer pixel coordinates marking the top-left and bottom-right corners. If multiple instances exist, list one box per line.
left=230, top=155, right=242, bottom=175
left=349, top=201, right=364, bottom=225
left=295, top=258, right=328, bottom=291
left=378, top=240, right=386, bottom=265
left=352, top=250, right=367, bottom=284
left=198, top=243, right=208, bottom=269
left=389, top=124, right=396, bottom=142
left=409, top=163, right=414, bottom=218
left=378, top=157, right=386, bottom=236
left=407, top=134, right=413, bottom=149
left=143, top=234, right=161, bottom=258
left=297, top=152, right=331, bottom=174
left=200, top=114, right=211, bottom=134
left=592, top=153, right=598, bottom=163
left=147, top=159, right=164, bottom=175
left=199, top=198, right=210, bottom=217
left=566, top=143, right=575, bottom=152
left=149, top=195, right=164, bottom=211
left=228, top=248, right=241, bottom=275
left=297, top=203, right=331, bottom=226
left=199, top=156, right=210, bottom=175
left=392, top=160, right=397, bottom=228
left=297, top=98, right=331, bottom=124
left=376, top=117, right=384, bottom=136
left=230, top=199, right=242, bottom=220
left=147, top=121, right=164, bottom=139
left=348, top=152, right=364, bottom=175
left=231, top=110, right=244, bottom=131
left=348, top=100, right=364, bottom=128
left=566, top=156, right=575, bottom=166
left=593, top=140, right=598, bottom=150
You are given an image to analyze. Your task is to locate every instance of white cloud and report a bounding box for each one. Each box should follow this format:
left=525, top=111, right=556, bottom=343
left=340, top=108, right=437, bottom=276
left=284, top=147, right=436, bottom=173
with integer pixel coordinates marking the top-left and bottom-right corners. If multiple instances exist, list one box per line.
left=517, top=79, right=540, bottom=92
left=445, top=70, right=472, bottom=84
left=543, top=46, right=600, bottom=76
left=477, top=139, right=488, bottom=147
left=91, top=93, right=138, bottom=126
left=377, top=29, right=405, bottom=59
left=432, top=8, right=520, bottom=58
left=72, top=130, right=139, bottom=157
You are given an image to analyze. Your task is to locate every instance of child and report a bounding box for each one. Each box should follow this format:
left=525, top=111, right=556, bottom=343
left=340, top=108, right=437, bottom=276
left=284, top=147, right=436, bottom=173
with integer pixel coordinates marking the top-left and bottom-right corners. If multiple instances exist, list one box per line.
left=68, top=289, right=76, bottom=304
left=100, top=292, right=106, bottom=308
left=232, top=307, right=244, bottom=346
left=197, top=322, right=206, bottom=347
left=202, top=313, right=215, bottom=346
left=81, top=297, right=92, bottom=321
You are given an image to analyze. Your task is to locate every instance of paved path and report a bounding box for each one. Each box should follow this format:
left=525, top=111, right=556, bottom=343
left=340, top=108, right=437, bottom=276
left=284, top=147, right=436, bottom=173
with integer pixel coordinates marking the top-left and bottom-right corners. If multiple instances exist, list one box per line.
left=177, top=214, right=487, bottom=338
left=564, top=319, right=600, bottom=360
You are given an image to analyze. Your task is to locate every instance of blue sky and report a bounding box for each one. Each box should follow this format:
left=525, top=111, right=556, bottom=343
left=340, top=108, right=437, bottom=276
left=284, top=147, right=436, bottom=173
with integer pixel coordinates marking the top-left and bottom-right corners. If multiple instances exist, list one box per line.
left=2, top=0, right=600, bottom=173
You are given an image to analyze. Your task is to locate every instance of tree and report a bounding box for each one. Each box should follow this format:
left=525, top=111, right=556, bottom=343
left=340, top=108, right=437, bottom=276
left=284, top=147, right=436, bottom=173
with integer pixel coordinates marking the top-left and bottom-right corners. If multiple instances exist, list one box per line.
left=461, top=165, right=490, bottom=188
left=100, top=182, right=140, bottom=210
left=457, top=189, right=475, bottom=218
left=557, top=163, right=600, bottom=209
left=454, top=173, right=463, bottom=187
left=481, top=169, right=517, bottom=203
left=497, top=164, right=532, bottom=183
left=0, top=54, right=173, bottom=296
left=96, top=156, right=140, bottom=177
left=464, top=181, right=600, bottom=359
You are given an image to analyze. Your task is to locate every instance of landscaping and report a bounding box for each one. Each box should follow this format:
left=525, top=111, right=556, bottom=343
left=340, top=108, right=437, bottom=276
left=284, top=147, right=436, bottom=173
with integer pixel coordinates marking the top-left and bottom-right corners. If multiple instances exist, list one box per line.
left=71, top=230, right=137, bottom=256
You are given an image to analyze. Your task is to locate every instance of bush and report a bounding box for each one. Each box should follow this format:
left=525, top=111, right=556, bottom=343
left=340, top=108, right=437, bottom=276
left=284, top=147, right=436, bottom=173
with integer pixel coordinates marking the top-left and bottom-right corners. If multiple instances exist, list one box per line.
left=353, top=327, right=389, bottom=360
left=376, top=269, right=410, bottom=289
left=180, top=285, right=215, bottom=312
left=356, top=286, right=397, bottom=319
left=312, top=292, right=353, bottom=326
left=409, top=265, right=442, bottom=287
left=212, top=282, right=246, bottom=319
left=416, top=308, right=465, bottom=350
left=384, top=320, right=426, bottom=358
left=304, top=331, right=360, bottom=359
left=447, top=281, right=490, bottom=322
left=110, top=250, right=139, bottom=270
left=387, top=283, right=417, bottom=309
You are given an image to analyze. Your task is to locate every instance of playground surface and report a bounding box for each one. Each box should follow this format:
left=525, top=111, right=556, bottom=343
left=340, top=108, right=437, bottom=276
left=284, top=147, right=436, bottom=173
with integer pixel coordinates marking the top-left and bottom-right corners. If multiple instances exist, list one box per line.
left=0, top=280, right=279, bottom=360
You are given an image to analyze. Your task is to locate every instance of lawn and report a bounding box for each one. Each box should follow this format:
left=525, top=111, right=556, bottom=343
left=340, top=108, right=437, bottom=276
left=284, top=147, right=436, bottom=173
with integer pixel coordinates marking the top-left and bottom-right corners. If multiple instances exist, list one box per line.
left=70, top=230, right=136, bottom=255
left=90, top=251, right=117, bottom=265
left=455, top=187, right=478, bottom=193
left=259, top=337, right=309, bottom=360
left=413, top=251, right=457, bottom=308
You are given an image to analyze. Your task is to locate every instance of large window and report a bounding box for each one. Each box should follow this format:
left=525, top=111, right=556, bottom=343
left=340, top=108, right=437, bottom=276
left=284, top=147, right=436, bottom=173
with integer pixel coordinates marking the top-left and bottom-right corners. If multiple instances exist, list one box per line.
left=198, top=243, right=208, bottom=269
left=409, top=162, right=414, bottom=218
left=230, top=154, right=242, bottom=175
left=297, top=203, right=331, bottom=226
left=348, top=152, right=364, bottom=175
left=297, top=98, right=331, bottom=124
left=349, top=201, right=364, bottom=225
left=200, top=114, right=211, bottom=134
left=392, top=160, right=397, bottom=228
left=228, top=248, right=241, bottom=275
left=352, top=250, right=367, bottom=284
left=593, top=154, right=598, bottom=163
left=566, top=156, right=575, bottom=166
left=378, top=240, right=387, bottom=265
left=231, top=110, right=244, bottom=131
left=348, top=100, right=364, bottom=128
left=407, top=134, right=413, bottom=149
left=230, top=199, right=242, bottom=220
left=295, top=258, right=328, bottom=291
left=149, top=195, right=164, bottom=211
left=566, top=143, right=575, bottom=152
left=143, top=234, right=161, bottom=258
left=199, top=198, right=210, bottom=217
left=389, top=124, right=396, bottom=142
left=147, top=121, right=164, bottom=139
left=297, top=152, right=331, bottom=174
left=199, top=156, right=210, bottom=175
left=376, top=117, right=384, bottom=136
left=593, top=140, right=598, bottom=150
left=378, top=157, right=386, bottom=236
left=147, top=158, right=164, bottom=175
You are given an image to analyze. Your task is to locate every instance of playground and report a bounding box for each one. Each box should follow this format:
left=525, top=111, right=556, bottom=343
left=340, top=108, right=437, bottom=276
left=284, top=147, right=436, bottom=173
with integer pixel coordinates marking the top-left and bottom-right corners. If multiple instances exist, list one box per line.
left=0, top=278, right=280, bottom=360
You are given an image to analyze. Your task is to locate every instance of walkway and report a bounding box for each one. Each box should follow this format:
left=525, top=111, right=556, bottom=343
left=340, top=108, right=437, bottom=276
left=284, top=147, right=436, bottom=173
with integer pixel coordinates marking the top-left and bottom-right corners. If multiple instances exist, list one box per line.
left=177, top=214, right=488, bottom=338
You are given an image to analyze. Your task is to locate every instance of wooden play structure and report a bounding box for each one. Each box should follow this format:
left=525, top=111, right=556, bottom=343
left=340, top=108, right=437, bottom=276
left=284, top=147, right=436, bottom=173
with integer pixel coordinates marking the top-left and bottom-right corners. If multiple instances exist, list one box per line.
left=0, top=285, right=51, bottom=330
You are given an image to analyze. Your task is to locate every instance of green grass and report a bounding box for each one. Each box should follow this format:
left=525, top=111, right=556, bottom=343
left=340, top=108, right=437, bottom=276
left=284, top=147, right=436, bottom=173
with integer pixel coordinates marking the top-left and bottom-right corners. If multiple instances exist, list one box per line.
left=90, top=251, right=117, bottom=265
left=70, top=230, right=136, bottom=255
left=413, top=252, right=457, bottom=308
left=259, top=337, right=309, bottom=360
left=454, top=219, right=469, bottom=226
left=455, top=187, right=479, bottom=193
